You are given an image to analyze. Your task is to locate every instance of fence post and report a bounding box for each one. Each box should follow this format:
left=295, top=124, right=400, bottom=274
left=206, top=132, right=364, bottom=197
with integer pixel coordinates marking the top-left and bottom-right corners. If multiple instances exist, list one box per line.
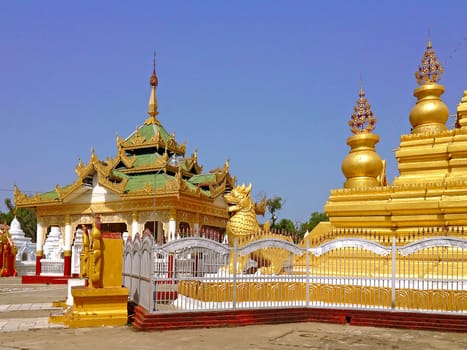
left=232, top=238, right=237, bottom=309
left=391, top=236, right=396, bottom=310
left=306, top=239, right=310, bottom=307
left=168, top=252, right=174, bottom=279
left=150, top=240, right=156, bottom=312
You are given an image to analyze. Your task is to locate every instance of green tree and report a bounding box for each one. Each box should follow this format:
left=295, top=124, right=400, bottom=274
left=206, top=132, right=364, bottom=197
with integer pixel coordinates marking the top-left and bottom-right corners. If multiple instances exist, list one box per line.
left=277, top=218, right=295, bottom=233
left=307, top=212, right=328, bottom=231
left=0, top=198, right=37, bottom=241
left=292, top=212, right=329, bottom=240
left=266, top=196, right=283, bottom=227
left=0, top=198, right=15, bottom=225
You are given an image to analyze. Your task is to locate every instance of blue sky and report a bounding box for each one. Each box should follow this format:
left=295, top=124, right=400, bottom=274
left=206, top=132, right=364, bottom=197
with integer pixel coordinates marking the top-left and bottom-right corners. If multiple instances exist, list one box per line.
left=0, top=1, right=466, bottom=225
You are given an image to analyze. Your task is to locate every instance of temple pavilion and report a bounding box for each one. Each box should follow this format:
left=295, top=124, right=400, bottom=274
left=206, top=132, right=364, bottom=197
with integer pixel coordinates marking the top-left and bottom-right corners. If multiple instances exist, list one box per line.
left=14, top=62, right=236, bottom=277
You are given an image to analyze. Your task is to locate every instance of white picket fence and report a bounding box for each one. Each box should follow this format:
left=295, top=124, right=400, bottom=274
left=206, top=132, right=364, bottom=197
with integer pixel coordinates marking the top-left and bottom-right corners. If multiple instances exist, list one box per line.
left=122, top=232, right=467, bottom=314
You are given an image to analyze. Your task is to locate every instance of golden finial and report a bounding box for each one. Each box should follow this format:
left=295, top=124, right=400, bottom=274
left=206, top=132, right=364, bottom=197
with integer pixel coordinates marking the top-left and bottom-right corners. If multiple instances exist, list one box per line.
left=146, top=51, right=160, bottom=125
left=150, top=51, right=158, bottom=87
left=415, top=39, right=444, bottom=85
left=348, top=83, right=377, bottom=134
left=90, top=147, right=97, bottom=163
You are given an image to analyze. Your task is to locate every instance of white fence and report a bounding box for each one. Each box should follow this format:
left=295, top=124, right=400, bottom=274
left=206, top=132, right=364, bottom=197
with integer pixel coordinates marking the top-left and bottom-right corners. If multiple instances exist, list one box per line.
left=122, top=232, right=467, bottom=314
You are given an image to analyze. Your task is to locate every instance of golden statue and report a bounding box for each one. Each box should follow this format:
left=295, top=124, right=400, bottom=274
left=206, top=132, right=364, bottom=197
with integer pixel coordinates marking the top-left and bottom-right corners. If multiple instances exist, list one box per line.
left=79, top=225, right=89, bottom=279
left=79, top=218, right=103, bottom=288
left=89, top=219, right=103, bottom=288
left=224, top=184, right=292, bottom=274
left=0, top=226, right=17, bottom=277
left=224, top=183, right=265, bottom=245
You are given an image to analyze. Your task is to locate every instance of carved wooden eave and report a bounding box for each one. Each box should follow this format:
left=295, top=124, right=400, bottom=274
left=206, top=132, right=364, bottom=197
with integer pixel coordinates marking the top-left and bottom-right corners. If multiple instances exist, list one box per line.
left=208, top=160, right=232, bottom=184
left=75, top=158, right=93, bottom=178
left=114, top=147, right=137, bottom=169
left=215, top=170, right=227, bottom=184
left=54, top=181, right=81, bottom=201
left=116, top=153, right=168, bottom=175
left=14, top=188, right=61, bottom=207
left=13, top=185, right=38, bottom=206
left=209, top=178, right=227, bottom=198
left=75, top=151, right=126, bottom=184
left=182, top=156, right=203, bottom=174
left=226, top=173, right=236, bottom=189
left=96, top=171, right=127, bottom=194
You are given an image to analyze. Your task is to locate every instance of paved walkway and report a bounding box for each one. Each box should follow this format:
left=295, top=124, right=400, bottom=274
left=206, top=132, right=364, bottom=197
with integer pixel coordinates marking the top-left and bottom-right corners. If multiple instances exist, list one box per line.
left=0, top=302, right=65, bottom=332
left=0, top=277, right=466, bottom=350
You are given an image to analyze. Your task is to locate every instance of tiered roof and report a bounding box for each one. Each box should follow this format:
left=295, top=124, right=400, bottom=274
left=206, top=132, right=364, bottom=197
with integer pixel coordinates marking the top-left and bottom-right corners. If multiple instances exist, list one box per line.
left=15, top=61, right=235, bottom=207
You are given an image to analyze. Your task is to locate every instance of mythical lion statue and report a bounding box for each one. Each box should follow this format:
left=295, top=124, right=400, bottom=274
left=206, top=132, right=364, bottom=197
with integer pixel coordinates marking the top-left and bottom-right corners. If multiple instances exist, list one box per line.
left=224, top=183, right=266, bottom=245
left=223, top=183, right=291, bottom=274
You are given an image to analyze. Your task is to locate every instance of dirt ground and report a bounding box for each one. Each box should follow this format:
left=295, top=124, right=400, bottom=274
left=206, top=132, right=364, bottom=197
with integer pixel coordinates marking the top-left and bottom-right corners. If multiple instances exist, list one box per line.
left=1, top=277, right=466, bottom=350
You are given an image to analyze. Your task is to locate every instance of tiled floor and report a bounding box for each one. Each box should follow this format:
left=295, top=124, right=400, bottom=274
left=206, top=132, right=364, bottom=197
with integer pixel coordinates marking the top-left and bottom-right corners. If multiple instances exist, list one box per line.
left=0, top=303, right=64, bottom=332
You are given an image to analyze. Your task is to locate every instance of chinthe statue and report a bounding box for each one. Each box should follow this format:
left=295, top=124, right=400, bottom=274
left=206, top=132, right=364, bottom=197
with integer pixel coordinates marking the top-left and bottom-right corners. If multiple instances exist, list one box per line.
left=224, top=184, right=292, bottom=274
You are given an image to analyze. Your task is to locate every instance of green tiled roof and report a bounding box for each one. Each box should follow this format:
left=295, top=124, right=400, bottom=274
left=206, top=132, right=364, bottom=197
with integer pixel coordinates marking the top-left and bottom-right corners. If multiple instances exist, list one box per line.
left=189, top=173, right=217, bottom=185
left=40, top=190, right=58, bottom=200
left=132, top=153, right=158, bottom=168
left=126, top=123, right=171, bottom=144
left=112, top=169, right=129, bottom=179
left=124, top=173, right=169, bottom=192
left=20, top=114, right=232, bottom=204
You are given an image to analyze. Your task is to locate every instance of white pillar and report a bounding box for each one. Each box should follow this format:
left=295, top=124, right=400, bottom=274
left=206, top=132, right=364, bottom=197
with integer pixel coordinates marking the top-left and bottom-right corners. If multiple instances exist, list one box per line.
left=35, top=221, right=45, bottom=275
left=194, top=223, right=199, bottom=237
left=168, top=219, right=176, bottom=242
left=131, top=212, right=139, bottom=238
left=36, top=222, right=44, bottom=252
left=64, top=221, right=72, bottom=251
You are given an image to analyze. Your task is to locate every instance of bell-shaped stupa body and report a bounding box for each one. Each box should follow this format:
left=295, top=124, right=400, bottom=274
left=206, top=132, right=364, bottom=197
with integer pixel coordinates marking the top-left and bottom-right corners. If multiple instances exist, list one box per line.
left=341, top=85, right=384, bottom=189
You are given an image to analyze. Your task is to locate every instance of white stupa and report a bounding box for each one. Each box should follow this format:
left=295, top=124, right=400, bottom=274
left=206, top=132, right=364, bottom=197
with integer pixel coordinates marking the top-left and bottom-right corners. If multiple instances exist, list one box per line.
left=9, top=216, right=35, bottom=261
left=9, top=216, right=36, bottom=276
left=43, top=226, right=64, bottom=260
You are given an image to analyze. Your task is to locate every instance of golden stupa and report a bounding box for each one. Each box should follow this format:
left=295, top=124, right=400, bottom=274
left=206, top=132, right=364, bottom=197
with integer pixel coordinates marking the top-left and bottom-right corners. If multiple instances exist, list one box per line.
left=287, top=40, right=467, bottom=311
left=321, top=40, right=467, bottom=236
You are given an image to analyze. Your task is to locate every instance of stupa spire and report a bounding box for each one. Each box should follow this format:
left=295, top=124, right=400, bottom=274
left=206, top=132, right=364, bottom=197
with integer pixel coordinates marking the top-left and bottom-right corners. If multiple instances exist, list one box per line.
left=342, top=85, right=383, bottom=189
left=409, top=39, right=449, bottom=134
left=415, top=39, right=444, bottom=85
left=145, top=52, right=160, bottom=125
left=348, top=82, right=377, bottom=134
